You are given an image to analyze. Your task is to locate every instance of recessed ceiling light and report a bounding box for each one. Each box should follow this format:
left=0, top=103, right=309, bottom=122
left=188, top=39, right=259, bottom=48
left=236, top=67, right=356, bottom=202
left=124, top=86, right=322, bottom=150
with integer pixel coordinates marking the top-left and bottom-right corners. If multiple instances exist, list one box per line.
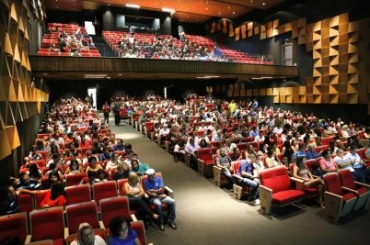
left=162, top=7, right=175, bottom=13
left=262, top=2, right=266, bottom=5
left=233, top=12, right=235, bottom=15
left=125, top=3, right=140, bottom=9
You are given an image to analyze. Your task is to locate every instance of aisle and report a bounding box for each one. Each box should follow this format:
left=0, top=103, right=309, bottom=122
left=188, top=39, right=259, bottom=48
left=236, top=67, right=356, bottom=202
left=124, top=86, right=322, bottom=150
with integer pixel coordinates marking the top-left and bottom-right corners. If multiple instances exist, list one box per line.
left=109, top=119, right=370, bottom=245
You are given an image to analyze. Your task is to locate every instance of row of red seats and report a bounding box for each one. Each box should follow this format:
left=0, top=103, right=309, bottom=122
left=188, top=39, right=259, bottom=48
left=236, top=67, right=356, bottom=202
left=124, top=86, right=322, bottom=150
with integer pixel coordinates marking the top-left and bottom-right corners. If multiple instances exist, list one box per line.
left=0, top=200, right=146, bottom=245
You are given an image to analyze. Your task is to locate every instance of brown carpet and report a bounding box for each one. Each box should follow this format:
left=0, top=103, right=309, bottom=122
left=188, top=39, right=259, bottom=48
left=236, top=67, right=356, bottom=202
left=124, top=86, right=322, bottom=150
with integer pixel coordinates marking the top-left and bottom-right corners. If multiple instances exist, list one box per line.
left=111, top=119, right=370, bottom=245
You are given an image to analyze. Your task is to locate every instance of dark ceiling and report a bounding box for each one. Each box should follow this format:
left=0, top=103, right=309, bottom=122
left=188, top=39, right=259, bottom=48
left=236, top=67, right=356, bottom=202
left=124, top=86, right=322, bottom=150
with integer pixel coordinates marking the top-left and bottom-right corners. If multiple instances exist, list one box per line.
left=44, top=0, right=288, bottom=23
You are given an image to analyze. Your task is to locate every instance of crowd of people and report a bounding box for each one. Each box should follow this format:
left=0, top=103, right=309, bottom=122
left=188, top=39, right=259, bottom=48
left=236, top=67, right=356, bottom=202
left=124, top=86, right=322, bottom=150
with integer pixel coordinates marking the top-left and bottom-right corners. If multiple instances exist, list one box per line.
left=2, top=92, right=370, bottom=243
left=0, top=96, right=178, bottom=241
left=115, top=32, right=229, bottom=61
left=47, top=28, right=96, bottom=56
left=117, top=93, right=370, bottom=208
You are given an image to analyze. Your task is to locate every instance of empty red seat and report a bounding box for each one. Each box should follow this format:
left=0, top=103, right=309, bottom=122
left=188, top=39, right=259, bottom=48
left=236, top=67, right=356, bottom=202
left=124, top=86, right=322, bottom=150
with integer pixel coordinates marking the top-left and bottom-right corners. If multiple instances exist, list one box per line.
left=29, top=207, right=65, bottom=245
left=92, top=181, right=118, bottom=209
left=65, top=184, right=91, bottom=205
left=66, top=201, right=102, bottom=235
left=0, top=212, right=30, bottom=244
left=259, top=166, right=305, bottom=215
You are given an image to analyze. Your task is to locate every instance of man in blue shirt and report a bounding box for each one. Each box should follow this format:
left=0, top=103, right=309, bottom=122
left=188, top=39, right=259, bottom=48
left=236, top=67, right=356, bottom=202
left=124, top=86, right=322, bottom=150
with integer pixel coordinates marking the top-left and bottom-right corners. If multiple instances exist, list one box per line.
left=144, top=169, right=177, bottom=231
left=236, top=155, right=260, bottom=206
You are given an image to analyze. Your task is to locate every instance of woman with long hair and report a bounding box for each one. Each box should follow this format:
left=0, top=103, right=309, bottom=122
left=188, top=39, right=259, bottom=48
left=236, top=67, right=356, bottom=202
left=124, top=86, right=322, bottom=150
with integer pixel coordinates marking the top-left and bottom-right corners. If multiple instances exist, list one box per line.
left=40, top=183, right=66, bottom=208
left=293, top=157, right=325, bottom=209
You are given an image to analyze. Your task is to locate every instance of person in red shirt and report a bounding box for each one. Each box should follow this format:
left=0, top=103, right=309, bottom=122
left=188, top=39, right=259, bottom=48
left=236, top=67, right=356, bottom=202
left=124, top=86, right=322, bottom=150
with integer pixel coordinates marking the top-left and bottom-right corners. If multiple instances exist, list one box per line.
left=40, top=183, right=66, bottom=208
left=102, top=101, right=111, bottom=124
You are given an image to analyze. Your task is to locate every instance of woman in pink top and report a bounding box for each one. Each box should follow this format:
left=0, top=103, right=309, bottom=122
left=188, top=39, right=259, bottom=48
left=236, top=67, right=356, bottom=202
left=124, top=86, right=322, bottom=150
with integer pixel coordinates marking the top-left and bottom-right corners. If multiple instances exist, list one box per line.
left=319, top=149, right=338, bottom=173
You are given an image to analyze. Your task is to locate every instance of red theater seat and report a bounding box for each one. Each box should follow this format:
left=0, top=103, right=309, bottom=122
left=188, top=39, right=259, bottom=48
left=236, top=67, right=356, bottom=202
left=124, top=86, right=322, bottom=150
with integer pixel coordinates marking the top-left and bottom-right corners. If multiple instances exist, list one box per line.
left=0, top=212, right=30, bottom=244
left=323, top=172, right=358, bottom=223
left=65, top=184, right=91, bottom=205
left=66, top=201, right=102, bottom=235
left=259, top=166, right=305, bottom=215
left=29, top=207, right=65, bottom=245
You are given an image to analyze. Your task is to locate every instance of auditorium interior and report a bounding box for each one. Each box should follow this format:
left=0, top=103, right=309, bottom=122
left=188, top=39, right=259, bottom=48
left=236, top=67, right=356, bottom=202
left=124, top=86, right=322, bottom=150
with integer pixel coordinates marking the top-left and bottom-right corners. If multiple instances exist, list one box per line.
left=1, top=0, right=370, bottom=244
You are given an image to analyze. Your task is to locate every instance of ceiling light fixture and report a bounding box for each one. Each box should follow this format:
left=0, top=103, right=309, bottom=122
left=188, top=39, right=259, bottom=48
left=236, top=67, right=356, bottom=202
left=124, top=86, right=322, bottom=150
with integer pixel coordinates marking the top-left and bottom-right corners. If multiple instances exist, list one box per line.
left=125, top=3, right=140, bottom=9
left=162, top=7, right=175, bottom=13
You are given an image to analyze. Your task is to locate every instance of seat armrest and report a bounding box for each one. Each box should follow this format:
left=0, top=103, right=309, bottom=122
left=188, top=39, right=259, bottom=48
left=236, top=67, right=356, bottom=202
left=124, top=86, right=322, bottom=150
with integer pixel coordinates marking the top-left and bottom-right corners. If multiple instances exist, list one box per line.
left=324, top=191, right=344, bottom=224
left=354, top=181, right=370, bottom=189
left=232, top=174, right=243, bottom=181
left=64, top=227, right=69, bottom=239
left=259, top=185, right=273, bottom=215
left=290, top=177, right=305, bottom=190
left=99, top=220, right=105, bottom=229
left=341, top=186, right=359, bottom=195
left=165, top=186, right=174, bottom=198
left=25, top=235, right=32, bottom=244
left=131, top=214, right=138, bottom=222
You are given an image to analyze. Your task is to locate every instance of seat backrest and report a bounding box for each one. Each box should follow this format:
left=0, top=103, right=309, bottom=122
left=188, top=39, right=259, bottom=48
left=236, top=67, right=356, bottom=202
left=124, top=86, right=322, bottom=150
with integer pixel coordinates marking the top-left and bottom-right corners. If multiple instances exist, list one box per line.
left=65, top=185, right=91, bottom=205
left=323, top=173, right=343, bottom=195
left=232, top=161, right=242, bottom=175
left=92, top=181, right=118, bottom=205
left=117, top=178, right=128, bottom=196
left=338, top=169, right=356, bottom=190
left=29, top=207, right=65, bottom=241
left=259, top=167, right=292, bottom=193
left=99, top=196, right=131, bottom=228
left=65, top=173, right=88, bottom=187
left=304, top=159, right=317, bottom=173
left=131, top=220, right=147, bottom=245
left=196, top=148, right=212, bottom=160
left=35, top=190, right=50, bottom=209
left=66, top=201, right=99, bottom=234
left=18, top=193, right=34, bottom=213
left=0, top=212, right=28, bottom=243
left=65, top=228, right=106, bottom=245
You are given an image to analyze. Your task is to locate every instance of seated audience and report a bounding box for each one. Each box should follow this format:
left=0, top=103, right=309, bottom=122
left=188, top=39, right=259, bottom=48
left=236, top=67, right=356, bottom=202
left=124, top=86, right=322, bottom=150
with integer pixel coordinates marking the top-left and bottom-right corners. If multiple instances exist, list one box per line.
left=215, top=149, right=233, bottom=188
left=334, top=149, right=366, bottom=182
left=108, top=217, right=141, bottom=245
left=40, top=183, right=66, bottom=208
left=130, top=159, right=149, bottom=176
left=235, top=154, right=260, bottom=206
left=292, top=157, right=325, bottom=209
left=305, top=144, right=320, bottom=160
left=112, top=163, right=130, bottom=181
left=143, top=169, right=177, bottom=231
left=124, top=172, right=158, bottom=223
left=319, top=149, right=338, bottom=174
left=70, top=222, right=106, bottom=245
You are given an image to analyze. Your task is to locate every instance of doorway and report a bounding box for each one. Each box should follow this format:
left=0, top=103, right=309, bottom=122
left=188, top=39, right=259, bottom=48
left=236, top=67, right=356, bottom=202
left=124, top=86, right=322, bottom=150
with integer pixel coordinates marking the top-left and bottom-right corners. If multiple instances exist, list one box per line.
left=87, top=88, right=97, bottom=109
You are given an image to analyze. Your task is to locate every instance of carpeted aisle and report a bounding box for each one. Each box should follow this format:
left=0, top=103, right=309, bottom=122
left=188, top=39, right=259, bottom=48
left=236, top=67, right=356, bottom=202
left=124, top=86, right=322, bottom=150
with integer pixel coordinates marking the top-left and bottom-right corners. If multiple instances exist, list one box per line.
left=109, top=119, right=370, bottom=245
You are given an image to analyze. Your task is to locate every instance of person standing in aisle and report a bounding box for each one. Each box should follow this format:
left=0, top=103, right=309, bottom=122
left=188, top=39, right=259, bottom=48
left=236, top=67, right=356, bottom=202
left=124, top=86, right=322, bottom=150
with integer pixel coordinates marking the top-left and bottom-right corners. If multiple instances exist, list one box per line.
left=102, top=101, right=110, bottom=124
left=113, top=103, right=121, bottom=126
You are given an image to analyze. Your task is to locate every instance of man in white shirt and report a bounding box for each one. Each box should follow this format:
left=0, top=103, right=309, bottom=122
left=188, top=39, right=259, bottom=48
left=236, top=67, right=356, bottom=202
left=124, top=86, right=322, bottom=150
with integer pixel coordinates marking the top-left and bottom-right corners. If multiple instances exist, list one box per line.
left=345, top=145, right=370, bottom=183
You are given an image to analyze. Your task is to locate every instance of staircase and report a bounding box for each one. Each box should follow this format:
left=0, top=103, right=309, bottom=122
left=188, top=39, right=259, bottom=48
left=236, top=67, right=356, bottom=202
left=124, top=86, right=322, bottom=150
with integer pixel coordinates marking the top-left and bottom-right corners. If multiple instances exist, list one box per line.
left=92, top=36, right=117, bottom=57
